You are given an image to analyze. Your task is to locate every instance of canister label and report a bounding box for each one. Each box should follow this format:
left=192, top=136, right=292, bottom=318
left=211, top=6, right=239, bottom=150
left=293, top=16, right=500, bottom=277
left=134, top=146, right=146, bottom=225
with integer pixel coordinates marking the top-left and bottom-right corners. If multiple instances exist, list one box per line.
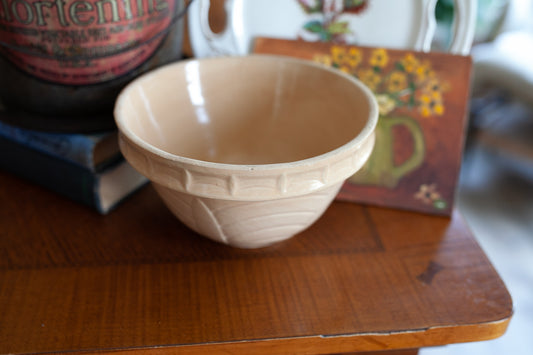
left=0, top=0, right=176, bottom=85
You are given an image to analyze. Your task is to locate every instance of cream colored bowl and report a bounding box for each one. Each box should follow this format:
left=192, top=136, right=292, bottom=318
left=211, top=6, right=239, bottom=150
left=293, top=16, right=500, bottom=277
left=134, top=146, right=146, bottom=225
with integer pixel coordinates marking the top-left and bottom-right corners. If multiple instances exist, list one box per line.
left=114, top=55, right=378, bottom=248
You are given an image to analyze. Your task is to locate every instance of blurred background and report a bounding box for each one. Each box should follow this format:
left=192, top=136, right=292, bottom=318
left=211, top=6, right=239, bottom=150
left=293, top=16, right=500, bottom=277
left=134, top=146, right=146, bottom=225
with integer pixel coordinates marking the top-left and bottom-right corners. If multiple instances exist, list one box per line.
left=422, top=0, right=533, bottom=354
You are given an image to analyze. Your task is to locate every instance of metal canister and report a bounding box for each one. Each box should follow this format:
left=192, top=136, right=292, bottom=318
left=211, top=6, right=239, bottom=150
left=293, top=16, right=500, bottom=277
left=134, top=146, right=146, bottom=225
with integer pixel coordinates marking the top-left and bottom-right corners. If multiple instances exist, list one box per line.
left=0, top=0, right=189, bottom=132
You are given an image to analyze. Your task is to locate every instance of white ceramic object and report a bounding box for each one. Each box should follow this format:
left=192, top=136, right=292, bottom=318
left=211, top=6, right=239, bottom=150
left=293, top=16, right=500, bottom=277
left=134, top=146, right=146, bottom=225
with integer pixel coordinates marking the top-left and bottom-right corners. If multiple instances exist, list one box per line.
left=114, top=55, right=378, bottom=248
left=188, top=0, right=477, bottom=57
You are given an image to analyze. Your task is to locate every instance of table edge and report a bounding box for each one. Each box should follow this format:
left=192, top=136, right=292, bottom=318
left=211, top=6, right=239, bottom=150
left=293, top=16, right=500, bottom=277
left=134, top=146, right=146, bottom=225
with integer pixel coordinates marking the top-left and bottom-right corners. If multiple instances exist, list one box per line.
left=50, top=316, right=512, bottom=355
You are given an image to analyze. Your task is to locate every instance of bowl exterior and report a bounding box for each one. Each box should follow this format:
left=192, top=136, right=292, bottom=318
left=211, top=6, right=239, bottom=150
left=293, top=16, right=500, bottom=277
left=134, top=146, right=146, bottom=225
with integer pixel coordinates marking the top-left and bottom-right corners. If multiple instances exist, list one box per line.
left=119, top=129, right=375, bottom=248
left=153, top=182, right=343, bottom=248
left=118, top=130, right=375, bottom=201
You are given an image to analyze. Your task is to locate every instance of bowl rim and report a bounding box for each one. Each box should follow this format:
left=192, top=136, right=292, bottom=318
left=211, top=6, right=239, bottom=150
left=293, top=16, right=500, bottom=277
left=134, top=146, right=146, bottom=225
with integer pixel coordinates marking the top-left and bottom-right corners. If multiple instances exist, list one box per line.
left=114, top=54, right=378, bottom=173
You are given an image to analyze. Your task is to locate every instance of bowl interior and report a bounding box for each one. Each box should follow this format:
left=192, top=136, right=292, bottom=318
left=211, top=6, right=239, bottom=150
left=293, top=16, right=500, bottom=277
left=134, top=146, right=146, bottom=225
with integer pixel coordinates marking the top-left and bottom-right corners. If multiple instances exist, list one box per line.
left=116, top=56, right=373, bottom=165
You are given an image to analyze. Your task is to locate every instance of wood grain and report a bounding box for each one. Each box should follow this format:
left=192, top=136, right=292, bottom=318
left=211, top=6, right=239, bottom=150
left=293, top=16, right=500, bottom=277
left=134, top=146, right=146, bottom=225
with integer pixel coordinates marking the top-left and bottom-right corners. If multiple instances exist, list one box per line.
left=0, top=172, right=512, bottom=354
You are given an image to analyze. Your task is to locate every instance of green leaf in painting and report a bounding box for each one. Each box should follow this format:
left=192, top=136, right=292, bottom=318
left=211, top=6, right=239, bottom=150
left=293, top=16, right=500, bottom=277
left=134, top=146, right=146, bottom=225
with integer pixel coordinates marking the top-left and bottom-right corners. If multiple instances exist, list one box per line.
left=304, top=20, right=326, bottom=34
left=327, top=21, right=351, bottom=35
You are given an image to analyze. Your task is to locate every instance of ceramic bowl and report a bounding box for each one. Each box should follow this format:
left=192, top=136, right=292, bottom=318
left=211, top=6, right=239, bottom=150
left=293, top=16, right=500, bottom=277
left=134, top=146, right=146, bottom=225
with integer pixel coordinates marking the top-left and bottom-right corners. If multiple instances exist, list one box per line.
left=114, top=55, right=378, bottom=249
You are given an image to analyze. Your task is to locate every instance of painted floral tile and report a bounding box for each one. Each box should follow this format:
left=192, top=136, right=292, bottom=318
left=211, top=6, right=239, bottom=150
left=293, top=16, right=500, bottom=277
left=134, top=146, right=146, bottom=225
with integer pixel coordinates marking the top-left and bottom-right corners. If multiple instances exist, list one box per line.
left=254, top=37, right=473, bottom=216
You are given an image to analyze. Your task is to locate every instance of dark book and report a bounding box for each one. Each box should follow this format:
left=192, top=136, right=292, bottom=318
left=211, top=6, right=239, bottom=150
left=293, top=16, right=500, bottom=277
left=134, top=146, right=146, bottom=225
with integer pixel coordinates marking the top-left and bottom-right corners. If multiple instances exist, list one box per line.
left=0, top=135, right=148, bottom=214
left=0, top=119, right=120, bottom=172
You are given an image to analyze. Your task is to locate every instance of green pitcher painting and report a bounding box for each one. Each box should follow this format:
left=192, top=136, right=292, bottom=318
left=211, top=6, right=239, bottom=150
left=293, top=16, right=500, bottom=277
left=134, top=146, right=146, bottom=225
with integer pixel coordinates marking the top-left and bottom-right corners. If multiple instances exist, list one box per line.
left=350, top=115, right=425, bottom=189
left=254, top=38, right=472, bottom=215
left=313, top=46, right=452, bottom=211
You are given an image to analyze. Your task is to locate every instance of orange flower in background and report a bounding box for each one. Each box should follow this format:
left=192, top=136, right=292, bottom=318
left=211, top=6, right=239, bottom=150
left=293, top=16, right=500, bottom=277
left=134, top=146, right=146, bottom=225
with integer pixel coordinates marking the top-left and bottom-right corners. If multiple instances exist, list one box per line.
left=415, top=60, right=435, bottom=82
left=419, top=76, right=447, bottom=117
left=313, top=46, right=449, bottom=118
left=329, top=45, right=362, bottom=71
left=328, top=46, right=352, bottom=74
left=336, top=65, right=350, bottom=74
left=401, top=53, right=419, bottom=73
left=387, top=71, right=408, bottom=92
left=376, top=94, right=396, bottom=115
left=331, top=45, right=347, bottom=64
left=424, top=77, right=449, bottom=96
left=313, top=54, right=333, bottom=67
left=358, top=68, right=381, bottom=91
left=419, top=92, right=445, bottom=117
left=369, top=48, right=389, bottom=68
left=414, top=184, right=441, bottom=204
left=414, top=183, right=448, bottom=210
left=346, top=47, right=362, bottom=68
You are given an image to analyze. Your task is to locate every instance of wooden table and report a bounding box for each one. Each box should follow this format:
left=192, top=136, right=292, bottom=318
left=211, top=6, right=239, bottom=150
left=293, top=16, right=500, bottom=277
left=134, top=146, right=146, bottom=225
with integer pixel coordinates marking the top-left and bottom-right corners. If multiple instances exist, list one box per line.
left=0, top=171, right=512, bottom=355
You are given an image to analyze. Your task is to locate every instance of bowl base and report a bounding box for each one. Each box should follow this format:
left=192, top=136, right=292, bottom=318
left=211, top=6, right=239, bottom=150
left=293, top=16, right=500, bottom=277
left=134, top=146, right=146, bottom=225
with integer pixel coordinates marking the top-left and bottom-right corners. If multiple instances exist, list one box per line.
left=153, top=182, right=343, bottom=249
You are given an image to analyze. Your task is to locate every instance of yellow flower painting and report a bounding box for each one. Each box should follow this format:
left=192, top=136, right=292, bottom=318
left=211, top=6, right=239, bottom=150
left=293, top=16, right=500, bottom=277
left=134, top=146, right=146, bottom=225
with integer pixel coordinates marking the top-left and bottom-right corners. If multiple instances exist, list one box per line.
left=253, top=37, right=473, bottom=216
left=401, top=53, right=419, bottom=73
left=346, top=47, right=363, bottom=68
left=420, top=92, right=445, bottom=117
left=314, top=47, right=449, bottom=118
left=357, top=67, right=381, bottom=91
left=387, top=71, right=408, bottom=92
left=369, top=48, right=389, bottom=68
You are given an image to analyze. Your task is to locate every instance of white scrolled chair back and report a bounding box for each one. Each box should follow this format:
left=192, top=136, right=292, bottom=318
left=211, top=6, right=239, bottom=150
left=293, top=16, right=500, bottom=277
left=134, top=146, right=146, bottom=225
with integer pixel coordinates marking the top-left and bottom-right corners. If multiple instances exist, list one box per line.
left=449, top=0, right=477, bottom=55
left=188, top=0, right=477, bottom=57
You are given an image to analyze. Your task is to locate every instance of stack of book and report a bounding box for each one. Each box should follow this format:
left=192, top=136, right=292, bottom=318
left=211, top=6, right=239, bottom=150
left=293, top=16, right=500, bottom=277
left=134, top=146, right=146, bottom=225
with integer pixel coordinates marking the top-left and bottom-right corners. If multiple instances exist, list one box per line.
left=0, top=111, right=148, bottom=214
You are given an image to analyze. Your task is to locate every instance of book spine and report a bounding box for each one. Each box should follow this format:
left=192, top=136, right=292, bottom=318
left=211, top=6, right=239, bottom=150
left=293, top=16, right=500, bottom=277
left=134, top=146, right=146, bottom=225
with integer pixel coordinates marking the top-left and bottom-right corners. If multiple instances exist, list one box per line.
left=0, top=120, right=98, bottom=171
left=0, top=135, right=101, bottom=212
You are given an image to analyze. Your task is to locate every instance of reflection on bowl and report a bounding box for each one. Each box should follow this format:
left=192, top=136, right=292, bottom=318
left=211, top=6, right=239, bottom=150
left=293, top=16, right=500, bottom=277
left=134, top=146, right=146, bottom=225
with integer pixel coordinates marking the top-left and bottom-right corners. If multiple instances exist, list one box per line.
left=114, top=55, right=378, bottom=248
